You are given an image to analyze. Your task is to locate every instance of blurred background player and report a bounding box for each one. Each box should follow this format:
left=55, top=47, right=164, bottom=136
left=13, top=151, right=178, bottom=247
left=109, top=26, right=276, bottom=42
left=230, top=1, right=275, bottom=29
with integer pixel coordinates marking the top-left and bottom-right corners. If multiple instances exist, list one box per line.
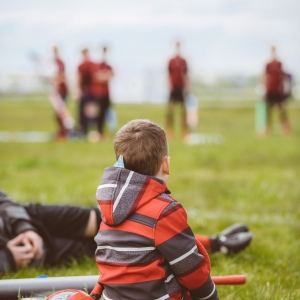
left=263, top=45, right=291, bottom=136
left=90, top=46, right=114, bottom=142
left=166, top=41, right=189, bottom=140
left=77, top=48, right=96, bottom=137
left=52, top=46, right=69, bottom=140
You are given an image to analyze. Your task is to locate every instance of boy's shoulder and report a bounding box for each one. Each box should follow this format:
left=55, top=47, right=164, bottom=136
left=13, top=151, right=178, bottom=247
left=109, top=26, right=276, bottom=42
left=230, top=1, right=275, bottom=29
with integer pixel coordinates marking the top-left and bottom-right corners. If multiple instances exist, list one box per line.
left=128, top=191, right=184, bottom=230
left=157, top=192, right=180, bottom=207
left=147, top=191, right=184, bottom=218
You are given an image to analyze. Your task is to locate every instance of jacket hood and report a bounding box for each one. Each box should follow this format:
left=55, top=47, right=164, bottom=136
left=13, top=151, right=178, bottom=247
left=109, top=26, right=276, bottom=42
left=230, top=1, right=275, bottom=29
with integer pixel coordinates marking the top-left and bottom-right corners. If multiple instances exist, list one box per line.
left=96, top=167, right=168, bottom=226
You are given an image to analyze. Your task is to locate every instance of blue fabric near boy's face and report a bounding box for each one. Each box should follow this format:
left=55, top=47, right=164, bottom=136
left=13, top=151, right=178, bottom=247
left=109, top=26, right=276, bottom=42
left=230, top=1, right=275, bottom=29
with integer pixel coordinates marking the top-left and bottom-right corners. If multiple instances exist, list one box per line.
left=114, top=155, right=124, bottom=168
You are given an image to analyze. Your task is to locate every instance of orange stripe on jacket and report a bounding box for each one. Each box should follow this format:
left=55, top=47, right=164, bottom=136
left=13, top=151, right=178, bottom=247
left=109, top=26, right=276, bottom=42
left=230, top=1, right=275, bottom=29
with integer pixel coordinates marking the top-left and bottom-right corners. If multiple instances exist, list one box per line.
left=97, top=259, right=166, bottom=284
left=136, top=197, right=172, bottom=219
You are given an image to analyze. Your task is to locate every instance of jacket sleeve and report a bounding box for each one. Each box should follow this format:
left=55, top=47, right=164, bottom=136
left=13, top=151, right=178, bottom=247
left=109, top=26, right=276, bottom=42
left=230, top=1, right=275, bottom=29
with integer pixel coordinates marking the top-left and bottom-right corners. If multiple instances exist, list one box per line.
left=0, top=246, right=16, bottom=274
left=0, top=190, right=37, bottom=235
left=154, top=202, right=219, bottom=300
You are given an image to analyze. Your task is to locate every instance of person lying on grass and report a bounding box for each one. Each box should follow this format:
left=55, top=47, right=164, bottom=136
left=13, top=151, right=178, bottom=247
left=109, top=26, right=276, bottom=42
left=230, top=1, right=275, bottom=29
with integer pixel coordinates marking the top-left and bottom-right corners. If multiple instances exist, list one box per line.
left=0, top=189, right=251, bottom=276
left=91, top=119, right=251, bottom=300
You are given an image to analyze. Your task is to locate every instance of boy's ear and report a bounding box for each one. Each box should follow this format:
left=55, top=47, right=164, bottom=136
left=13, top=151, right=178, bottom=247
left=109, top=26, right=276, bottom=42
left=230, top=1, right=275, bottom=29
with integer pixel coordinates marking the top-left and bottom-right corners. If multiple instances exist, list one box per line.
left=162, top=156, right=170, bottom=175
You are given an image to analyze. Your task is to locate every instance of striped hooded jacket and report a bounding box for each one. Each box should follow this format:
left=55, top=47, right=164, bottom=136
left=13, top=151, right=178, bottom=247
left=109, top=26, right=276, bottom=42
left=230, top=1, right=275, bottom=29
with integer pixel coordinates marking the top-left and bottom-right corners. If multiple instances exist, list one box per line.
left=94, top=166, right=218, bottom=300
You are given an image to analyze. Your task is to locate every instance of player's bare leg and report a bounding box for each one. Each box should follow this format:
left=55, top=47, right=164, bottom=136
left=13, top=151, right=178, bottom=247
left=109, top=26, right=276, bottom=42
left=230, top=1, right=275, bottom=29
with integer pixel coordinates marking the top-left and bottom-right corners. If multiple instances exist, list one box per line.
left=265, top=102, right=273, bottom=136
left=278, top=103, right=291, bottom=136
left=180, top=102, right=189, bottom=140
left=166, top=102, right=175, bottom=140
left=84, top=209, right=98, bottom=237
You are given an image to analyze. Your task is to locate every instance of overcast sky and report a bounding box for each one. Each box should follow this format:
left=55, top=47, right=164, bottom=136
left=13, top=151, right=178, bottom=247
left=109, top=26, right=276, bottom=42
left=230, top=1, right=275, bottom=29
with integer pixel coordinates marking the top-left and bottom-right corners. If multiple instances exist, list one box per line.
left=0, top=0, right=299, bottom=98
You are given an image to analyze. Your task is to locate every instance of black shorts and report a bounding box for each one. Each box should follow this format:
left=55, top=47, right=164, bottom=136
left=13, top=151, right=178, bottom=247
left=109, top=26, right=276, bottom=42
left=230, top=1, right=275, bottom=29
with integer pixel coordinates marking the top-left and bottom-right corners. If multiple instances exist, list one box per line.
left=265, top=93, right=284, bottom=105
left=24, top=203, right=101, bottom=265
left=96, top=95, right=110, bottom=107
left=169, top=88, right=185, bottom=103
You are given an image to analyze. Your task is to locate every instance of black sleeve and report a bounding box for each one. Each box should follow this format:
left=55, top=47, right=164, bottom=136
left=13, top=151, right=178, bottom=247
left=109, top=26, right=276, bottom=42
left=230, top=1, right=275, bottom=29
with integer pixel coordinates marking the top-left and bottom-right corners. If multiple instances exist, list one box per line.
left=0, top=190, right=37, bottom=235
left=0, top=246, right=16, bottom=274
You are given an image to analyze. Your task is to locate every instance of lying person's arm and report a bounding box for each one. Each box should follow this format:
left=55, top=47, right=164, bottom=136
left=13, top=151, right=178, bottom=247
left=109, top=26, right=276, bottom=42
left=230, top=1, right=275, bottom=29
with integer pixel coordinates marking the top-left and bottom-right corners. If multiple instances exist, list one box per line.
left=0, top=244, right=17, bottom=273
left=0, top=190, right=37, bottom=235
left=0, top=190, right=44, bottom=268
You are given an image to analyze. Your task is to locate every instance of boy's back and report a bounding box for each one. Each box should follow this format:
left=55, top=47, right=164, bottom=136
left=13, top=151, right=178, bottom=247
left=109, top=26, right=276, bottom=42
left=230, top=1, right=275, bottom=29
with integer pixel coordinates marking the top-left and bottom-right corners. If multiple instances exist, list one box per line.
left=93, top=120, right=218, bottom=300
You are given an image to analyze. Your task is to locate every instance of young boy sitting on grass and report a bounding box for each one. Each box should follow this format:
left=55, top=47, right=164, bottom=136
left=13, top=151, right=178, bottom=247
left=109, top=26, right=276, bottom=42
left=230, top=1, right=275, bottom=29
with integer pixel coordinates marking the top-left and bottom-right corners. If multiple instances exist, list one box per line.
left=91, top=119, right=219, bottom=300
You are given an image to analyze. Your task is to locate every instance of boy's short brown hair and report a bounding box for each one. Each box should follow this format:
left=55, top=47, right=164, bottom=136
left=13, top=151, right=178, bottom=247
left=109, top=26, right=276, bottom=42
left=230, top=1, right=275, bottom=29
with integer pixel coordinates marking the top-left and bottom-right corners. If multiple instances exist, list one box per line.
left=114, top=119, right=168, bottom=176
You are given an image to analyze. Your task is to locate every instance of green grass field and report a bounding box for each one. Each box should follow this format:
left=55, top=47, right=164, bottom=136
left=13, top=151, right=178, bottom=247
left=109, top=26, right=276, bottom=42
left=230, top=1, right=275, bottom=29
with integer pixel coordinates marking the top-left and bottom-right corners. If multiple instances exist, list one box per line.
left=0, top=96, right=300, bottom=299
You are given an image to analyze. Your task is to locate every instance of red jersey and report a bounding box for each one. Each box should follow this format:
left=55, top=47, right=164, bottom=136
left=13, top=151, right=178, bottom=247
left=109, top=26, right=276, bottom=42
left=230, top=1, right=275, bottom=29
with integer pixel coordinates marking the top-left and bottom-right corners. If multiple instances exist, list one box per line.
left=90, top=62, right=113, bottom=97
left=168, top=56, right=188, bottom=89
left=55, top=58, right=67, bottom=95
left=265, top=60, right=284, bottom=95
left=78, top=60, right=94, bottom=94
